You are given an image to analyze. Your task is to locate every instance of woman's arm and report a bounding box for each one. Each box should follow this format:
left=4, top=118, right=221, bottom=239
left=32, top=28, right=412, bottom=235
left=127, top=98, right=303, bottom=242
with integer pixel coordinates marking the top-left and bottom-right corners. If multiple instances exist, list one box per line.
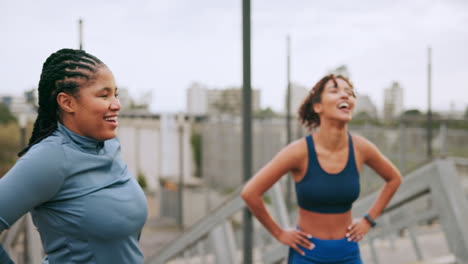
left=241, top=139, right=314, bottom=255
left=361, top=139, right=402, bottom=220
left=347, top=136, right=402, bottom=241
left=0, top=143, right=66, bottom=233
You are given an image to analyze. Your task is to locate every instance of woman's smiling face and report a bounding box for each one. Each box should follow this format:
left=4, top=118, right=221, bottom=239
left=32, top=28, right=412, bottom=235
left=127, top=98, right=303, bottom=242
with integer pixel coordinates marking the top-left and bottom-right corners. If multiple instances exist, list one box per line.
left=313, top=77, right=356, bottom=124
left=66, top=66, right=121, bottom=141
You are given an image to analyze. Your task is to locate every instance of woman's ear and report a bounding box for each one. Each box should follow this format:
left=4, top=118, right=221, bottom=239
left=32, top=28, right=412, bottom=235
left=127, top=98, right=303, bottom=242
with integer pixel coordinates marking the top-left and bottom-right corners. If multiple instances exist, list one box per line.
left=313, top=102, right=322, bottom=114
left=56, top=92, right=76, bottom=113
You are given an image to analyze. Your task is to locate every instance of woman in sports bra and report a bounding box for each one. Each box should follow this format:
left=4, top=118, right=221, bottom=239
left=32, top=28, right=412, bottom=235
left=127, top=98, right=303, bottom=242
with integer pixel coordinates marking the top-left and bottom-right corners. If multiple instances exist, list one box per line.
left=242, top=74, right=402, bottom=263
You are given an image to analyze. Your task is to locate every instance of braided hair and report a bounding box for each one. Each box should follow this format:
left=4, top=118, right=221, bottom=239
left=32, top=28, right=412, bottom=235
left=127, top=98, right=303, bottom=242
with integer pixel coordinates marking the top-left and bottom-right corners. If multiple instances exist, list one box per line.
left=298, top=74, right=355, bottom=130
left=18, top=48, right=104, bottom=157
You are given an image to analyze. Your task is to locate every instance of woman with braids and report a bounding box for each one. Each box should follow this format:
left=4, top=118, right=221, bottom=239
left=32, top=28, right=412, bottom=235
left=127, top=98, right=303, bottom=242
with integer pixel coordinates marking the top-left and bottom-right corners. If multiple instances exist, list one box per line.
left=0, top=48, right=148, bottom=263
left=242, top=74, right=402, bottom=263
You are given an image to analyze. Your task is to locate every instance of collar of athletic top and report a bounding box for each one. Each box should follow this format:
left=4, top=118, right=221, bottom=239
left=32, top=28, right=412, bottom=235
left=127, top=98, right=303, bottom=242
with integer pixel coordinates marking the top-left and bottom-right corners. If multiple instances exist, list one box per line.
left=57, top=122, right=105, bottom=153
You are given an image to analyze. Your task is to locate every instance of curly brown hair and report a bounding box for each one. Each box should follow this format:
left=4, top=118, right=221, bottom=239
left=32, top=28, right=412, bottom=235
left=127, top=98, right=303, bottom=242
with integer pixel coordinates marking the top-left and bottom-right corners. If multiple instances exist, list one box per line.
left=298, top=74, right=355, bottom=130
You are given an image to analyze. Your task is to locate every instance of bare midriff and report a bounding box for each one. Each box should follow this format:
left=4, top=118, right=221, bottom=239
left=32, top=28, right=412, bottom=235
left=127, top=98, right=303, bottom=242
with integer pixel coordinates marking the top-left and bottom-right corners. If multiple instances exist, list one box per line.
left=297, top=207, right=352, bottom=240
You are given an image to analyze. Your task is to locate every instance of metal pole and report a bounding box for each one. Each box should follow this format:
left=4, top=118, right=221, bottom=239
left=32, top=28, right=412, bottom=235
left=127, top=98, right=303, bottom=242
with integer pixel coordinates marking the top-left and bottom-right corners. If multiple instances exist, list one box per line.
left=79, top=19, right=83, bottom=50
left=427, top=46, right=432, bottom=159
left=20, top=127, right=26, bottom=150
left=242, top=0, right=253, bottom=263
left=398, top=119, right=406, bottom=174
left=18, top=114, right=27, bottom=263
left=286, top=35, right=292, bottom=212
left=19, top=114, right=27, bottom=150
left=178, top=114, right=185, bottom=231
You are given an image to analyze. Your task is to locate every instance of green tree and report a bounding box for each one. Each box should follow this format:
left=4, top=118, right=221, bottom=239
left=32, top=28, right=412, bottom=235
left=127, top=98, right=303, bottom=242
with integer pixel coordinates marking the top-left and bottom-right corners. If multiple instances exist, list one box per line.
left=403, top=109, right=422, bottom=116
left=354, top=111, right=372, bottom=120
left=0, top=123, right=20, bottom=176
left=254, top=107, right=277, bottom=119
left=211, top=89, right=240, bottom=115
left=137, top=172, right=147, bottom=190
left=190, top=132, right=202, bottom=178
left=0, top=103, right=16, bottom=124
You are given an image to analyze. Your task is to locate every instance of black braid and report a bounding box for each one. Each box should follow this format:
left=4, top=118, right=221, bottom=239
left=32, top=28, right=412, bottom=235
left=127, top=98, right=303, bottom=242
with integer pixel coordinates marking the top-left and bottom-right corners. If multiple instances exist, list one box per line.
left=18, top=49, right=104, bottom=157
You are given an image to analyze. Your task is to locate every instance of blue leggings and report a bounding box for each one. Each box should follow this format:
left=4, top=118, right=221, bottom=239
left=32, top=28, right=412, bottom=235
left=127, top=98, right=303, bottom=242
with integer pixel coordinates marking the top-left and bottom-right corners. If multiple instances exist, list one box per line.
left=288, top=236, right=363, bottom=264
left=0, top=244, right=14, bottom=264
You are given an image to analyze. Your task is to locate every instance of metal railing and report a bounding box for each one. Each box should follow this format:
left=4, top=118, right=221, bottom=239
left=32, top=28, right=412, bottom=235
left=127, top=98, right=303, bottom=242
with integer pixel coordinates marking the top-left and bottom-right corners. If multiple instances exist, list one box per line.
left=0, top=214, right=43, bottom=264
left=2, top=158, right=467, bottom=264
left=148, top=157, right=468, bottom=264
left=147, top=182, right=290, bottom=264
left=352, top=158, right=468, bottom=264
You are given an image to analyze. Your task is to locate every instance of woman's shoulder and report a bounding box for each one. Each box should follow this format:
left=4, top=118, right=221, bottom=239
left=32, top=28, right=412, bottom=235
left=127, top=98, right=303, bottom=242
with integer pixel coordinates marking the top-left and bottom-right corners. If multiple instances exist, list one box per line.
left=282, top=136, right=309, bottom=160
left=349, top=133, right=380, bottom=157
left=350, top=133, right=373, bottom=147
left=9, top=133, right=68, bottom=184
left=23, top=133, right=67, bottom=162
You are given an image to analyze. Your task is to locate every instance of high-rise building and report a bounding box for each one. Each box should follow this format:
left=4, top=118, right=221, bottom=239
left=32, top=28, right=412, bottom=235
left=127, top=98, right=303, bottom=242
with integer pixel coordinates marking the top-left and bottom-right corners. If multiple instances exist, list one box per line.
left=187, top=84, right=260, bottom=116
left=354, top=94, right=378, bottom=119
left=118, top=88, right=133, bottom=110
left=329, top=65, right=350, bottom=79
left=187, top=83, right=208, bottom=115
left=383, top=81, right=404, bottom=120
left=287, top=83, right=309, bottom=115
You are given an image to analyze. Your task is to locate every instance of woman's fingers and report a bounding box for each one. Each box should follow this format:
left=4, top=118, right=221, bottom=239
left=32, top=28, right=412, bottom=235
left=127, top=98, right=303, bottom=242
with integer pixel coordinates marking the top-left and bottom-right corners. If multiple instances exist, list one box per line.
left=291, top=244, right=305, bottom=256
left=346, top=227, right=358, bottom=239
left=296, top=236, right=314, bottom=249
left=348, top=225, right=366, bottom=242
left=352, top=233, right=364, bottom=242
left=347, top=226, right=365, bottom=241
left=347, top=219, right=371, bottom=242
left=299, top=231, right=312, bottom=239
left=297, top=231, right=314, bottom=249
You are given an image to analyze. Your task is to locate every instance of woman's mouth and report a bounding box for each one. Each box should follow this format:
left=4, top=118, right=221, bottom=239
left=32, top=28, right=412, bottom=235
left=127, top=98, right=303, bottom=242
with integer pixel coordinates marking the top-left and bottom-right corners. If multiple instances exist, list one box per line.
left=104, top=115, right=118, bottom=126
left=337, top=102, right=351, bottom=112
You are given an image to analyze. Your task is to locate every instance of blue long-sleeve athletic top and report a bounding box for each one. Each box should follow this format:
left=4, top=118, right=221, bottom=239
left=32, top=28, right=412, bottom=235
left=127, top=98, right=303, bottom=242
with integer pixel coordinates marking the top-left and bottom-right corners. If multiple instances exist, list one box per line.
left=0, top=123, right=148, bottom=264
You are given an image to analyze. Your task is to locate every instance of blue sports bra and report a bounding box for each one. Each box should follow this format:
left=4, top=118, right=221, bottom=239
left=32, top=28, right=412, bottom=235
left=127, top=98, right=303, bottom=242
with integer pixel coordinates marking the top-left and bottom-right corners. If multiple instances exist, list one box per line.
left=295, top=133, right=360, bottom=214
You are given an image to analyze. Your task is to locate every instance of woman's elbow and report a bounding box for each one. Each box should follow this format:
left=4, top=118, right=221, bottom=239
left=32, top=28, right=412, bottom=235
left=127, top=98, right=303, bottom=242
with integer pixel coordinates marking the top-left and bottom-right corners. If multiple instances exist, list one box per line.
left=241, top=186, right=251, bottom=202
left=241, top=185, right=260, bottom=204
left=392, top=172, right=402, bottom=188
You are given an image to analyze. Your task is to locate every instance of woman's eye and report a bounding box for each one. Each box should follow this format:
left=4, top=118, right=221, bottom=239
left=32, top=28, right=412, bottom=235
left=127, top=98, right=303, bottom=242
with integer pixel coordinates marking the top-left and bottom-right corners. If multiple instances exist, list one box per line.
left=115, top=93, right=119, bottom=98
left=100, top=94, right=109, bottom=98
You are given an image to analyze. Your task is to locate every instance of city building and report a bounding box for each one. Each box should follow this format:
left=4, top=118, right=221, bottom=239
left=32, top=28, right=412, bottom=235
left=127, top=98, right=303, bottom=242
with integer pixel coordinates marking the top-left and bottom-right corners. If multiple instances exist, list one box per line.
left=187, top=83, right=261, bottom=116
left=329, top=65, right=350, bottom=78
left=286, top=83, right=309, bottom=115
left=187, top=83, right=208, bottom=115
left=354, top=94, right=378, bottom=119
left=118, top=88, right=152, bottom=115
left=118, top=88, right=133, bottom=110
left=383, top=81, right=404, bottom=120
left=1, top=93, right=37, bottom=123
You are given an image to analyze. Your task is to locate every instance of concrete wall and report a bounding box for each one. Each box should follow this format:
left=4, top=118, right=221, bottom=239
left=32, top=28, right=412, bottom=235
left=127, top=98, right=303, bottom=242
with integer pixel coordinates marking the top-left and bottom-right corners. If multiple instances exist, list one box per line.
left=118, top=114, right=200, bottom=192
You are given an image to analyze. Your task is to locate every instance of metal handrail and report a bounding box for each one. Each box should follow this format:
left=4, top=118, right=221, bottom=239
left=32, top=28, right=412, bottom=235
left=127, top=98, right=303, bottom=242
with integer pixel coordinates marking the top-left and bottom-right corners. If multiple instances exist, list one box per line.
left=266, top=158, right=468, bottom=264
left=1, top=213, right=43, bottom=264
left=149, top=186, right=244, bottom=263
left=148, top=157, right=468, bottom=264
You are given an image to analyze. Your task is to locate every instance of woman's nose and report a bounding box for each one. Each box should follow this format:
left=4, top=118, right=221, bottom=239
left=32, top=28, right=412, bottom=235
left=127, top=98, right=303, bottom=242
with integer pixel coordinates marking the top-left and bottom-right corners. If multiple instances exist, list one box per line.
left=340, top=90, right=350, bottom=98
left=110, top=97, right=121, bottom=110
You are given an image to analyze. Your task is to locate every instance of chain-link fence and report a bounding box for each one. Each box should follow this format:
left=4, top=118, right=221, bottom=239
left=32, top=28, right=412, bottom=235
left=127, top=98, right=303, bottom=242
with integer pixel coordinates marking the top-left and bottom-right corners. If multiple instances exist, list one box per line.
left=201, top=118, right=468, bottom=197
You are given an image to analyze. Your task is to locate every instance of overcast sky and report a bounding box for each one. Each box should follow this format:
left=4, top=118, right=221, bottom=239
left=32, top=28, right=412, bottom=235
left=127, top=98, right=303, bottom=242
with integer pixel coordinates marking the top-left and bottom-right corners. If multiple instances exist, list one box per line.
left=1, top=0, right=467, bottom=113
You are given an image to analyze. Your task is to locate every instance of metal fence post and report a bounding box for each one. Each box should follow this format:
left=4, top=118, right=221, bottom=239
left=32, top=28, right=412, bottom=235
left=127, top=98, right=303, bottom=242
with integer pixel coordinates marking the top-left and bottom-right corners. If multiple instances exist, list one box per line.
left=210, top=221, right=238, bottom=264
left=431, top=159, right=468, bottom=263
